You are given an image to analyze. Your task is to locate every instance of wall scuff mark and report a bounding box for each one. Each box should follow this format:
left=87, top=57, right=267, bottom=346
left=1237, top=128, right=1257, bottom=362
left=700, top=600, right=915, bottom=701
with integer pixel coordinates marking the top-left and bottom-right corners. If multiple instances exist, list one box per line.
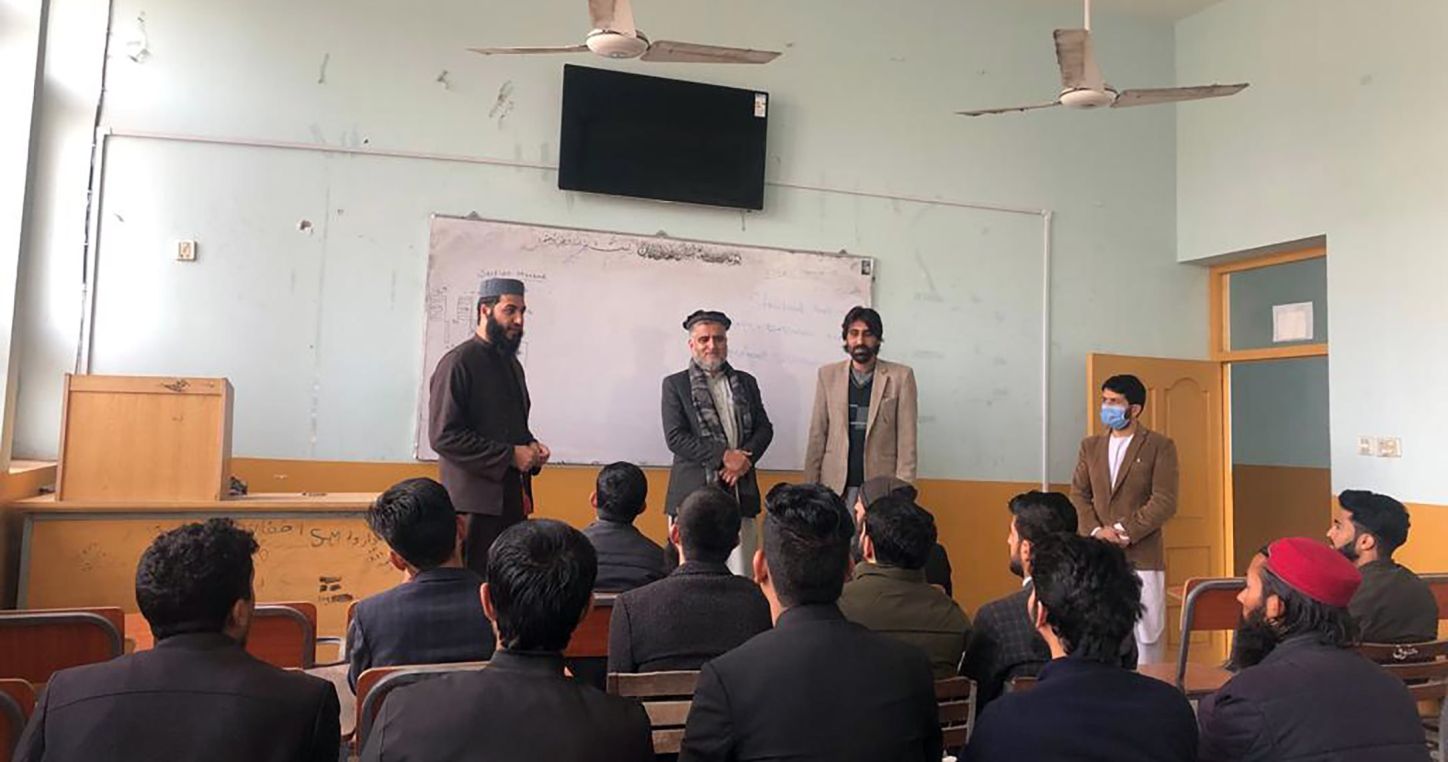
left=489, top=81, right=515, bottom=126
left=125, top=13, right=151, bottom=63
left=317, top=53, right=330, bottom=85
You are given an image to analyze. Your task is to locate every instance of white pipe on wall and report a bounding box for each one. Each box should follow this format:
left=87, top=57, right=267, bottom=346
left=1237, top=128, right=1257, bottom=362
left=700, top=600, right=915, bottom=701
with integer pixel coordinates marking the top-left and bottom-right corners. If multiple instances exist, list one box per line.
left=84, top=127, right=1060, bottom=485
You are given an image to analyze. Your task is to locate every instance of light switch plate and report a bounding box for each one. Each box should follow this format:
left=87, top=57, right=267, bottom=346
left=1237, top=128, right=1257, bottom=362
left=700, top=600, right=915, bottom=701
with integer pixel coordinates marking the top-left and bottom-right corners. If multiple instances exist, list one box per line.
left=1376, top=437, right=1402, bottom=458
left=1357, top=436, right=1374, bottom=456
left=176, top=240, right=197, bottom=262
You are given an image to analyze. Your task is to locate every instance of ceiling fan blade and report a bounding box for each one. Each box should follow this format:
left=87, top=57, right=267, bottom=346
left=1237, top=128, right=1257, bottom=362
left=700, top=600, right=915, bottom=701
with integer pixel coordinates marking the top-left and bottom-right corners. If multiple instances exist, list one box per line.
left=588, top=0, right=636, bottom=36
left=1112, top=83, right=1249, bottom=108
left=641, top=40, right=781, bottom=64
left=469, top=45, right=590, bottom=56
left=1054, top=29, right=1106, bottom=92
left=956, top=101, right=1062, bottom=117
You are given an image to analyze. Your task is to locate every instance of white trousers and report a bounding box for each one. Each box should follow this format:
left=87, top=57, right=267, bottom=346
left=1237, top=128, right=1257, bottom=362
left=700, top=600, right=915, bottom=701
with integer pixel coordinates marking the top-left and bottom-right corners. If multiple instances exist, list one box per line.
left=1136, top=569, right=1167, bottom=664
left=669, top=515, right=758, bottom=579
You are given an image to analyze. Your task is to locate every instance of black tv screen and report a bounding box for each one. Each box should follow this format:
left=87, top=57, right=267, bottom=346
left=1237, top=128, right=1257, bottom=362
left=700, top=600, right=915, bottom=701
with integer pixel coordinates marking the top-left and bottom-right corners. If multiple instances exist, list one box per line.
left=558, top=64, right=768, bottom=210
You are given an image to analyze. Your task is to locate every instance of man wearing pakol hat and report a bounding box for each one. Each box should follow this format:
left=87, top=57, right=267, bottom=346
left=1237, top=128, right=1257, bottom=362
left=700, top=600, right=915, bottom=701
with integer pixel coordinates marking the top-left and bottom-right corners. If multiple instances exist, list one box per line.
left=661, top=310, right=773, bottom=576
left=428, top=277, right=551, bottom=576
left=1197, top=537, right=1428, bottom=761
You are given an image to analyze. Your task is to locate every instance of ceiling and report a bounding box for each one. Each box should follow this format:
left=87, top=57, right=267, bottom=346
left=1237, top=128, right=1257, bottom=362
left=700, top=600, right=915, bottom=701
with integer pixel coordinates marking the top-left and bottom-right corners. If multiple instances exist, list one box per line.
left=1021, top=0, right=1225, bottom=22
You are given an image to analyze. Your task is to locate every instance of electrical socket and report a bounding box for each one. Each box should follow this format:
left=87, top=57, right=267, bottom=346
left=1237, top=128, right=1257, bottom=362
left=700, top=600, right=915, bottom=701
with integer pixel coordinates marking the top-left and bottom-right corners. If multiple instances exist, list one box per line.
left=1357, top=436, right=1374, bottom=456
left=176, top=240, right=197, bottom=262
left=1376, top=437, right=1402, bottom=458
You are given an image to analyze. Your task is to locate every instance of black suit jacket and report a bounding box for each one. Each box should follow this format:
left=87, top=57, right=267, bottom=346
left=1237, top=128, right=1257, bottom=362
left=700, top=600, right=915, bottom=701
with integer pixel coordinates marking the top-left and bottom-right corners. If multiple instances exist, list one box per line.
left=964, top=656, right=1198, bottom=762
left=347, top=566, right=495, bottom=690
left=362, top=649, right=653, bottom=762
left=661, top=368, right=773, bottom=517
left=583, top=520, right=667, bottom=593
left=1198, top=635, right=1428, bottom=761
left=608, top=560, right=772, bottom=673
left=679, top=603, right=941, bottom=762
left=959, top=586, right=1046, bottom=710
left=16, top=632, right=339, bottom=762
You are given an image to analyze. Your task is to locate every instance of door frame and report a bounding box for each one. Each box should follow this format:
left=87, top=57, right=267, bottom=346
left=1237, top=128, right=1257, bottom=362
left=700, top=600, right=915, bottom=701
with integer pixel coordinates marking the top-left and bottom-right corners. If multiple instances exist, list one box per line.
left=1208, top=246, right=1329, bottom=574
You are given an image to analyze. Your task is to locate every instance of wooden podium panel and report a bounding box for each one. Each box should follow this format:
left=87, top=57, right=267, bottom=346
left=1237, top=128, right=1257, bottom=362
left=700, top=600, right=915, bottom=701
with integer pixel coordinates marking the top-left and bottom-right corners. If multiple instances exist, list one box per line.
left=57, top=375, right=234, bottom=502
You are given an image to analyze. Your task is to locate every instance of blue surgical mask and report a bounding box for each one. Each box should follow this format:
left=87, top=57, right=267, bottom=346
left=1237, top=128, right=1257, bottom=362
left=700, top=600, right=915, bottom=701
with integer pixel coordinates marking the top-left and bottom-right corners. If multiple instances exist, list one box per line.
left=1100, top=404, right=1130, bottom=431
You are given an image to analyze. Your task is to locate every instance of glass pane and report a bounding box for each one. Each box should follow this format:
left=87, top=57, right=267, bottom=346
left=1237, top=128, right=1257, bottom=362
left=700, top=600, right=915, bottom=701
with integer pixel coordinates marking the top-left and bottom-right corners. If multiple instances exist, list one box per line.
left=1228, top=257, right=1327, bottom=351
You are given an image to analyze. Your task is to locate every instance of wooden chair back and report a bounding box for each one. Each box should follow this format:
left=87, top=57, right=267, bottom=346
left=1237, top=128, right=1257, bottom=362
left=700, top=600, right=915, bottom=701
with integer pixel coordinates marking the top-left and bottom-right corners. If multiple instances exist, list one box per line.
left=1379, top=659, right=1448, bottom=703
left=0, top=608, right=125, bottom=684
left=246, top=602, right=319, bottom=669
left=0, top=679, right=37, bottom=762
left=565, top=593, right=616, bottom=658
left=354, top=661, right=490, bottom=753
left=1358, top=640, right=1448, bottom=665
left=1423, top=574, right=1448, bottom=619
left=607, top=670, right=700, bottom=755
left=1005, top=675, right=1038, bottom=694
left=1176, top=577, right=1246, bottom=687
left=936, top=677, right=977, bottom=750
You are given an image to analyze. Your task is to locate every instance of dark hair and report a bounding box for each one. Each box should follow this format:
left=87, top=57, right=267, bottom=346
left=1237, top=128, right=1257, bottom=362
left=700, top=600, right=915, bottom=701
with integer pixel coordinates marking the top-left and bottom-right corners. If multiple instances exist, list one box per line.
left=595, top=462, right=648, bottom=523
left=1008, top=490, right=1078, bottom=545
left=762, top=483, right=854, bottom=607
left=862, top=495, right=937, bottom=570
left=1102, top=374, right=1147, bottom=408
left=677, top=487, right=741, bottom=564
left=1338, top=489, right=1410, bottom=556
left=486, top=519, right=597, bottom=652
left=1258, top=548, right=1358, bottom=648
left=367, top=478, right=458, bottom=570
left=136, top=519, right=259, bottom=640
left=841, top=306, right=884, bottom=341
left=476, top=295, right=501, bottom=319
left=1029, top=533, right=1142, bottom=664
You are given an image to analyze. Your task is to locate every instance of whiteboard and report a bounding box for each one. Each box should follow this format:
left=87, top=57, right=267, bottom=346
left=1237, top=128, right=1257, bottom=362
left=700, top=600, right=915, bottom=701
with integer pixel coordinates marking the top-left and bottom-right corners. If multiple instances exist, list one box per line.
left=415, top=216, right=873, bottom=469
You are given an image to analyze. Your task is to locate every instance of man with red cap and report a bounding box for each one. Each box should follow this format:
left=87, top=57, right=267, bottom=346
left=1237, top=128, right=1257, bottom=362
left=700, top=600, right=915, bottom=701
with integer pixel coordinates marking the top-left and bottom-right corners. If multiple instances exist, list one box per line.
left=1197, top=537, right=1428, bottom=761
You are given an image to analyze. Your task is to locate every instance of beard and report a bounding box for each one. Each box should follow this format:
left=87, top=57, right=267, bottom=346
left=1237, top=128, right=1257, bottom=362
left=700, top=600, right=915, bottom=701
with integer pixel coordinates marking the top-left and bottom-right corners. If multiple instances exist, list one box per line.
left=845, top=343, right=877, bottom=364
left=1008, top=554, right=1024, bottom=578
left=1335, top=538, right=1359, bottom=563
left=1228, top=606, right=1281, bottom=670
left=486, top=315, right=523, bottom=354
left=695, top=355, right=725, bottom=373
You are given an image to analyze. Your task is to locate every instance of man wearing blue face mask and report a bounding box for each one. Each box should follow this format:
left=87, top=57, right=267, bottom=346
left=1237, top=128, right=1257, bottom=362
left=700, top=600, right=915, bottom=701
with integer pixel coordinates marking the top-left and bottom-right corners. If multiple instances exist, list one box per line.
left=1068, top=374, right=1178, bottom=664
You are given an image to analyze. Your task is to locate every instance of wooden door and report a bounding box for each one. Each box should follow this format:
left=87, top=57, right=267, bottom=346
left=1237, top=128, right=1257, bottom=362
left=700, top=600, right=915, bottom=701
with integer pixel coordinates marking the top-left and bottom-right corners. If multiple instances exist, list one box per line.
left=1087, top=353, right=1227, bottom=662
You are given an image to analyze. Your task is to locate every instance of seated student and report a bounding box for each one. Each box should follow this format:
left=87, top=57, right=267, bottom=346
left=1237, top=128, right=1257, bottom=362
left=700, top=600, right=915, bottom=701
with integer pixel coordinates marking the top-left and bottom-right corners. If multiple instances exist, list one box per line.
left=964, top=533, right=1197, bottom=762
left=1198, top=537, right=1428, bottom=761
left=839, top=494, right=971, bottom=678
left=362, top=519, right=652, bottom=762
left=16, top=519, right=339, bottom=762
left=582, top=461, right=666, bottom=592
left=680, top=483, right=941, bottom=762
left=855, top=476, right=953, bottom=594
left=1326, top=489, right=1439, bottom=643
left=609, top=487, right=771, bottom=673
left=961, top=490, right=1087, bottom=710
left=347, top=477, right=495, bottom=690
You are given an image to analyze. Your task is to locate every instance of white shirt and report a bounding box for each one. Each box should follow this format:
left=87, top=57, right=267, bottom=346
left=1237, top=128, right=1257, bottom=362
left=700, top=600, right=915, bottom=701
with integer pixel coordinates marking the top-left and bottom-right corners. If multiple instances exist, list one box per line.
left=706, top=371, right=739, bottom=449
left=1108, top=433, right=1134, bottom=488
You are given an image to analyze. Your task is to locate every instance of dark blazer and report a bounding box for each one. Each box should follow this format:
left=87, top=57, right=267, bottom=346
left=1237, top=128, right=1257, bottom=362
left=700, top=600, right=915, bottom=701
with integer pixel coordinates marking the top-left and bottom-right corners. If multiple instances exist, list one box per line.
left=583, top=520, right=667, bottom=593
left=838, top=563, right=971, bottom=679
left=608, top=560, right=772, bottom=673
left=679, top=603, right=941, bottom=762
left=1069, top=426, right=1178, bottom=570
left=16, top=632, right=339, bottom=762
left=964, top=656, right=1198, bottom=762
left=346, top=566, right=495, bottom=690
left=1352, top=558, right=1440, bottom=644
left=924, top=543, right=953, bottom=596
left=1197, top=635, right=1428, bottom=761
left=361, top=649, right=653, bottom=762
left=661, top=368, right=773, bottom=517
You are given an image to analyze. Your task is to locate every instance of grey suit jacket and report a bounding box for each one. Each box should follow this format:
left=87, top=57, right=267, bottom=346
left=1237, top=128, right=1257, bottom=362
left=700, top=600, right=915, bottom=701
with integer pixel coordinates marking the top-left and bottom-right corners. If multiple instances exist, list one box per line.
left=661, top=368, right=773, bottom=517
left=803, top=359, right=918, bottom=493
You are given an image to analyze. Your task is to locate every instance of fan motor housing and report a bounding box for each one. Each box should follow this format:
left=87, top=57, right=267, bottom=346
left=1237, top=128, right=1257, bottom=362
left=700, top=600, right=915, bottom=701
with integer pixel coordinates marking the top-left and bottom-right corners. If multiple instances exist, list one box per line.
left=1059, top=88, right=1118, bottom=109
left=586, top=29, right=650, bottom=59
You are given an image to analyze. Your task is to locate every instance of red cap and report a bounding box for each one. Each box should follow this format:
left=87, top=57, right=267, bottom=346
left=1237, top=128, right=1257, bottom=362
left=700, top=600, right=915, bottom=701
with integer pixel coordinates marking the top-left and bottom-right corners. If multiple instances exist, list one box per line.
left=1264, top=537, right=1362, bottom=608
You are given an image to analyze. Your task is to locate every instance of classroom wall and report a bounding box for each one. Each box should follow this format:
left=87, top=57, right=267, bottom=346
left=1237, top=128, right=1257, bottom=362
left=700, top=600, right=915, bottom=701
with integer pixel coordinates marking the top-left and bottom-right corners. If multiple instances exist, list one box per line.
left=1177, top=0, right=1448, bottom=511
left=15, top=0, right=1207, bottom=486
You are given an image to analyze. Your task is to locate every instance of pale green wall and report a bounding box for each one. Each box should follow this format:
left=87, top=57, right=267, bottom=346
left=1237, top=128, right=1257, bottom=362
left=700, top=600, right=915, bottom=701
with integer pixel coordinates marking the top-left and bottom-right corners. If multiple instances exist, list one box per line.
left=1177, top=0, right=1448, bottom=503
left=17, top=0, right=1206, bottom=483
left=1231, top=357, right=1330, bottom=468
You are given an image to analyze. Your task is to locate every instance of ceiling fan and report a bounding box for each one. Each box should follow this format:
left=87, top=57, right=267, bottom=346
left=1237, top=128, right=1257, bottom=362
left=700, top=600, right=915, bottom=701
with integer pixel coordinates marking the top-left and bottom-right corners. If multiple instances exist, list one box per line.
left=958, top=0, right=1247, bottom=117
left=469, top=0, right=781, bottom=65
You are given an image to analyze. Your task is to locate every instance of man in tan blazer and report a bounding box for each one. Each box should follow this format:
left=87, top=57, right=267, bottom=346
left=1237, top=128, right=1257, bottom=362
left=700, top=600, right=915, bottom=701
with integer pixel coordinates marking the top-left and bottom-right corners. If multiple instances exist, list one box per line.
left=1069, top=373, right=1178, bottom=664
left=803, top=307, right=918, bottom=508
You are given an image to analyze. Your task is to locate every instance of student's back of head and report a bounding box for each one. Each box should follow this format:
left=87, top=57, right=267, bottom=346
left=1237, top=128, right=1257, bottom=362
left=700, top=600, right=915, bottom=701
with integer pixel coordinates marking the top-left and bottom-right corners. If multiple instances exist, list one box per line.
left=676, top=487, right=741, bottom=564
left=136, top=518, right=259, bottom=641
left=761, top=483, right=854, bottom=607
left=1029, top=532, right=1142, bottom=663
left=594, top=462, right=648, bottom=523
left=484, top=519, right=597, bottom=652
left=861, top=495, right=936, bottom=570
left=367, top=477, right=461, bottom=571
left=1008, top=490, right=1078, bottom=543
